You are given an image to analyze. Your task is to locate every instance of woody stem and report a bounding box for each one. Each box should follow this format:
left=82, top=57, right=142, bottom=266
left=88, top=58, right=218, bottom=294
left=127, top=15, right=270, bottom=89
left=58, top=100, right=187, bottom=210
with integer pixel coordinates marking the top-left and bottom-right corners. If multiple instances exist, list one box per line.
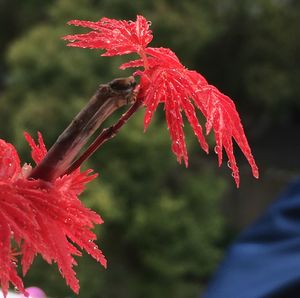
left=64, top=95, right=143, bottom=175
left=29, top=76, right=137, bottom=181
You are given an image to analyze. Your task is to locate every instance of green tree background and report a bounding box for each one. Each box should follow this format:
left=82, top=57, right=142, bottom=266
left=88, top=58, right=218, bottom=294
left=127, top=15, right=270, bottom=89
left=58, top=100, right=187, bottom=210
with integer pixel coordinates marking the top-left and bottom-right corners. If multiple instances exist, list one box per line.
left=0, top=0, right=299, bottom=297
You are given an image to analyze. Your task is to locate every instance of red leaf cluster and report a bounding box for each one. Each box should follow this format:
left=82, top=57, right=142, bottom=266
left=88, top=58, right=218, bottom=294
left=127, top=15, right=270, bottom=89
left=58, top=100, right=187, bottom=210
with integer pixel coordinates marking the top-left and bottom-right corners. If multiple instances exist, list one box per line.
left=0, top=133, right=106, bottom=297
left=64, top=15, right=259, bottom=186
left=65, top=15, right=152, bottom=57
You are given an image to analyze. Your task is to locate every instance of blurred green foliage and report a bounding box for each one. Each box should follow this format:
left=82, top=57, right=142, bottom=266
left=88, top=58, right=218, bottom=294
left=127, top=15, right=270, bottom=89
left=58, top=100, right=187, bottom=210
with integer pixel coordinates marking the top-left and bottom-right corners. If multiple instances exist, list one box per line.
left=0, top=0, right=299, bottom=297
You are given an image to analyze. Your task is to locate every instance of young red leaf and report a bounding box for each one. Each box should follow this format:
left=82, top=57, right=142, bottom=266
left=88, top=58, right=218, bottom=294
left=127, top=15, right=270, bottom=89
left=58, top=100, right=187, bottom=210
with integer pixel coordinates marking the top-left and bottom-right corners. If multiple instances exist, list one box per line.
left=139, top=66, right=209, bottom=166
left=64, top=15, right=259, bottom=186
left=194, top=85, right=259, bottom=186
left=0, top=133, right=106, bottom=297
left=64, top=15, right=152, bottom=57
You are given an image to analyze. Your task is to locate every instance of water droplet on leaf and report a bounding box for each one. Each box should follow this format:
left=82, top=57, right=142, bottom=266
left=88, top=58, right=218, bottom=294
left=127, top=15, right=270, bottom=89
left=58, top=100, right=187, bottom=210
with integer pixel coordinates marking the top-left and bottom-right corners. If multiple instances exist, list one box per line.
left=112, top=29, right=120, bottom=37
left=214, top=145, right=220, bottom=154
left=231, top=172, right=239, bottom=178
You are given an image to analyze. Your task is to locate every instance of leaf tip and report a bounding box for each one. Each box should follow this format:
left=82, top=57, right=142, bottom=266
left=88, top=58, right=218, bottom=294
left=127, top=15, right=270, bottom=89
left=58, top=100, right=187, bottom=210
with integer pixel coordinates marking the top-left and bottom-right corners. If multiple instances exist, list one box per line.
left=232, top=172, right=240, bottom=188
left=253, top=168, right=259, bottom=179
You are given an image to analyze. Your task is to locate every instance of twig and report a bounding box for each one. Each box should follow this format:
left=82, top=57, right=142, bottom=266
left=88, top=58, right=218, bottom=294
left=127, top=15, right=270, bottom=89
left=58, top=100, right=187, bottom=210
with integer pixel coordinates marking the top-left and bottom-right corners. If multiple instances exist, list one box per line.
left=64, top=95, right=143, bottom=175
left=29, top=76, right=136, bottom=181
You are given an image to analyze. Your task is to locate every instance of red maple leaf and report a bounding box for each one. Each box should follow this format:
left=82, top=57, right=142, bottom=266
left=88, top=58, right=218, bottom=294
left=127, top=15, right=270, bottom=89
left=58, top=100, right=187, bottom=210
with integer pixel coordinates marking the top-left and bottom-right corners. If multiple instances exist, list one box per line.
left=65, top=15, right=152, bottom=57
left=0, top=133, right=106, bottom=297
left=64, top=15, right=259, bottom=186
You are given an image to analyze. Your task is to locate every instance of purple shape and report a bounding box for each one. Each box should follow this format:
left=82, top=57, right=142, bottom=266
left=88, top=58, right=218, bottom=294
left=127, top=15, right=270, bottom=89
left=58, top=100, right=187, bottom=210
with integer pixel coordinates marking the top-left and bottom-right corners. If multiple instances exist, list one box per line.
left=20, top=287, right=46, bottom=298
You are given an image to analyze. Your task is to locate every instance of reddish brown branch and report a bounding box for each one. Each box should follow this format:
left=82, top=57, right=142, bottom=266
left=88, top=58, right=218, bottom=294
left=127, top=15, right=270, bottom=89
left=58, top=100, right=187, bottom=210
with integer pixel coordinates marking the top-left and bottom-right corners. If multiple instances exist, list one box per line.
left=29, top=76, right=136, bottom=181
left=64, top=96, right=143, bottom=175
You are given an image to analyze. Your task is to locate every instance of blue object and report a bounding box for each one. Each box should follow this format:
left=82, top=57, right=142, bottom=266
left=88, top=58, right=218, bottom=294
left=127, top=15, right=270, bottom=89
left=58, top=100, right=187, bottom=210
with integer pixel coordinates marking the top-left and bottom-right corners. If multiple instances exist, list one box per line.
left=202, top=177, right=300, bottom=298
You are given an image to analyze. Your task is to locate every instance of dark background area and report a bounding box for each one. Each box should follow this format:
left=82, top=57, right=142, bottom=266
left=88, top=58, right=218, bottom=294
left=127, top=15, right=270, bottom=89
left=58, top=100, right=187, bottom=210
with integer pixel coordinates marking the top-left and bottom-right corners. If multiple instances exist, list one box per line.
left=0, top=0, right=299, bottom=297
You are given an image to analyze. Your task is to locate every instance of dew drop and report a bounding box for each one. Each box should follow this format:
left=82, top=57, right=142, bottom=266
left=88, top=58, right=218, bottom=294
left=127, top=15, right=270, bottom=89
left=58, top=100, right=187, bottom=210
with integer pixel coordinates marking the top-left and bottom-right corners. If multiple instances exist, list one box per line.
left=112, top=29, right=120, bottom=37
left=214, top=145, right=220, bottom=154
left=227, top=161, right=232, bottom=169
left=231, top=172, right=239, bottom=178
left=147, top=21, right=152, bottom=26
left=14, top=286, right=20, bottom=293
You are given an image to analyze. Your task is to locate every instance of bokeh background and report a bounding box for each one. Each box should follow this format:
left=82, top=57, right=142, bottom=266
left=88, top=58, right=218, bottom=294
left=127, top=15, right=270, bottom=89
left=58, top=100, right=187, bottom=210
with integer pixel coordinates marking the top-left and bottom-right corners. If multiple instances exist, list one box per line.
left=0, top=0, right=299, bottom=297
